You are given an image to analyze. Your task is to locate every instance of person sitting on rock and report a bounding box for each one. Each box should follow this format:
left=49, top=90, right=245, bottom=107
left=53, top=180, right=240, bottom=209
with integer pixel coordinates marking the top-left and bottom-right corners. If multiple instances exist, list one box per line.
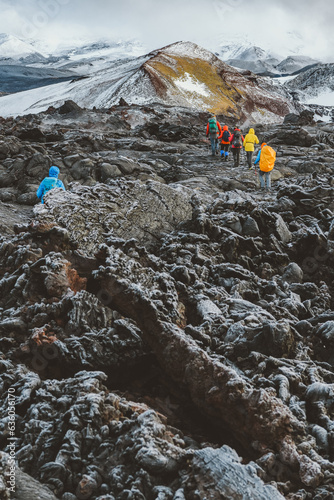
left=206, top=114, right=222, bottom=156
left=254, top=143, right=276, bottom=191
left=229, top=126, right=244, bottom=167
left=220, top=125, right=231, bottom=161
left=36, top=166, right=66, bottom=204
left=243, top=128, right=259, bottom=168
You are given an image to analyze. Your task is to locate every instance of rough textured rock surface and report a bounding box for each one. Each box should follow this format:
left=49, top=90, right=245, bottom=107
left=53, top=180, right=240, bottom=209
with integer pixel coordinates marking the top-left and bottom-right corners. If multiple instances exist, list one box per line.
left=34, top=180, right=193, bottom=253
left=0, top=102, right=334, bottom=499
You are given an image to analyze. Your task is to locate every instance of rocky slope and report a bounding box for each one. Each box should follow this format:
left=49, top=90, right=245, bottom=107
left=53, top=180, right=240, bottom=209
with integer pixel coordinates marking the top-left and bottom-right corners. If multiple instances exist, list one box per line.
left=0, top=41, right=298, bottom=123
left=0, top=101, right=334, bottom=499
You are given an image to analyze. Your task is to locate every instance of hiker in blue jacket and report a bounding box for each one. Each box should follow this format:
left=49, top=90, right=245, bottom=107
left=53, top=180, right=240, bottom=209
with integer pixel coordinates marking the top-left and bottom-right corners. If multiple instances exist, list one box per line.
left=36, top=166, right=65, bottom=204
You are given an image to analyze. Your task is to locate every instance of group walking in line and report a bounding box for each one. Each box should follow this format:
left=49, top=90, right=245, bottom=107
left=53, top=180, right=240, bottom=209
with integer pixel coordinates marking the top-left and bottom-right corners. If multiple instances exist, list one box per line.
left=35, top=114, right=276, bottom=206
left=205, top=115, right=276, bottom=191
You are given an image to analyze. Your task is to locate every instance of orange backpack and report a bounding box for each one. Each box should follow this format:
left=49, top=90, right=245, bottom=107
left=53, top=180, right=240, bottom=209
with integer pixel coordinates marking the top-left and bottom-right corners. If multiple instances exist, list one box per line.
left=259, top=145, right=276, bottom=172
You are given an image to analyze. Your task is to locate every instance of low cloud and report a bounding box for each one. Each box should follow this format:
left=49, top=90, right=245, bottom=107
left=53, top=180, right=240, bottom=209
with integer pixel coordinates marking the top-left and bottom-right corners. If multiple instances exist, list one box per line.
left=0, top=0, right=333, bottom=61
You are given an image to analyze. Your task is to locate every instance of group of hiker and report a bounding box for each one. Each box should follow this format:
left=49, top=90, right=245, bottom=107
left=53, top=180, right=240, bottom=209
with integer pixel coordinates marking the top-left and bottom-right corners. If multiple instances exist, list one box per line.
left=36, top=115, right=276, bottom=204
left=206, top=115, right=276, bottom=191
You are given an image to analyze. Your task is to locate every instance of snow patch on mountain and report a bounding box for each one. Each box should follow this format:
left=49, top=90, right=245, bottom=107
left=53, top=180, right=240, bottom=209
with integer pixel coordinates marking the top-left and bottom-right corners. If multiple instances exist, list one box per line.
left=305, top=89, right=334, bottom=107
left=174, top=73, right=210, bottom=97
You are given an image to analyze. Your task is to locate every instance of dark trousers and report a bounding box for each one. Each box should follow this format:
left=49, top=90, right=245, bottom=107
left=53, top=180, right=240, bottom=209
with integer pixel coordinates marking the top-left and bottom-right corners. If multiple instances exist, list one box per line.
left=246, top=151, right=253, bottom=167
left=232, top=148, right=241, bottom=167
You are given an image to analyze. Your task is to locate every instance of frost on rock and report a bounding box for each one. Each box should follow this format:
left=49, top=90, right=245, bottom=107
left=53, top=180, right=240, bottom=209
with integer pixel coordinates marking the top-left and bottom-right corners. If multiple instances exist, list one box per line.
left=186, top=446, right=285, bottom=500
left=36, top=180, right=193, bottom=254
left=1, top=101, right=334, bottom=499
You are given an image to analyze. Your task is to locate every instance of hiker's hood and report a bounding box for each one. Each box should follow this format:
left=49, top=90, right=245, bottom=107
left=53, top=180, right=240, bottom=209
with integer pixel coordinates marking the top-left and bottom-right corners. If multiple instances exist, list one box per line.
left=223, top=125, right=228, bottom=131
left=261, top=143, right=267, bottom=148
left=49, top=166, right=59, bottom=178
left=249, top=128, right=255, bottom=134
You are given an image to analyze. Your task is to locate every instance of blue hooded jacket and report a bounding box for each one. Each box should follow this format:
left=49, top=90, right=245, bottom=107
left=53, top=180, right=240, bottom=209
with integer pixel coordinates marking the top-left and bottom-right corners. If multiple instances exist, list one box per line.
left=36, top=166, right=66, bottom=204
left=254, top=149, right=262, bottom=166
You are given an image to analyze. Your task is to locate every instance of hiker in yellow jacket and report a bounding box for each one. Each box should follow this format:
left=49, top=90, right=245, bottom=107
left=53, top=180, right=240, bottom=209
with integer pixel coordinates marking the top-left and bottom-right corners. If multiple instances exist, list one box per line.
left=243, top=128, right=259, bottom=168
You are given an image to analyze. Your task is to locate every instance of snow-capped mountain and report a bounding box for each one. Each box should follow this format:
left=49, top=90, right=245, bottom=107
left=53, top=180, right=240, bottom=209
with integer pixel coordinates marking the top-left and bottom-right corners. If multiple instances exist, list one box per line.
left=276, top=56, right=320, bottom=75
left=0, top=33, right=46, bottom=64
left=60, top=39, right=144, bottom=59
left=284, top=63, right=334, bottom=106
left=0, top=34, right=75, bottom=93
left=25, top=38, right=146, bottom=77
left=40, top=39, right=146, bottom=75
left=0, top=35, right=146, bottom=94
left=215, top=42, right=280, bottom=74
left=0, top=41, right=298, bottom=123
left=212, top=33, right=323, bottom=77
left=31, top=37, right=145, bottom=61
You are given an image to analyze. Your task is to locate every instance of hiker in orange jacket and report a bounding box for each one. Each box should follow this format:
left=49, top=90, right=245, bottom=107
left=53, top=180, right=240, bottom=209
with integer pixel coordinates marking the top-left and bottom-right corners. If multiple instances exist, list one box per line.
left=220, top=125, right=231, bottom=161
left=254, top=143, right=276, bottom=191
left=229, top=126, right=244, bottom=167
left=206, top=115, right=222, bottom=156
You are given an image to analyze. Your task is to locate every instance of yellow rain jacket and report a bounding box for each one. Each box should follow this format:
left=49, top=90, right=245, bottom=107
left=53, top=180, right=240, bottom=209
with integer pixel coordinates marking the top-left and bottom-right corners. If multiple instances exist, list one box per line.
left=243, top=128, right=259, bottom=152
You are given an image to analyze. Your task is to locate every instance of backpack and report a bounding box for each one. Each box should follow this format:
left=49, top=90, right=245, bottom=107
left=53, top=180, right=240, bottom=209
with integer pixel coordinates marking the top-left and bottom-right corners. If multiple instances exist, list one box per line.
left=232, top=130, right=242, bottom=147
left=42, top=177, right=57, bottom=199
left=208, top=118, right=218, bottom=134
left=259, top=146, right=276, bottom=172
left=222, top=130, right=230, bottom=142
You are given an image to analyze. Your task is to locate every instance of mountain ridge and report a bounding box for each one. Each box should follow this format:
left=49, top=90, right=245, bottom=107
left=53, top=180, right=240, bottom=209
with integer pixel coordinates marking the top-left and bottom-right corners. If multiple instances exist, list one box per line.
left=0, top=33, right=46, bottom=64
left=0, top=41, right=298, bottom=123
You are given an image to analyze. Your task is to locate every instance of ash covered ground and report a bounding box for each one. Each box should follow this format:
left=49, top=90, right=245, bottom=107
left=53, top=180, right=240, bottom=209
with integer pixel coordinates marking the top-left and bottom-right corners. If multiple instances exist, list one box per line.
left=1, top=102, right=334, bottom=499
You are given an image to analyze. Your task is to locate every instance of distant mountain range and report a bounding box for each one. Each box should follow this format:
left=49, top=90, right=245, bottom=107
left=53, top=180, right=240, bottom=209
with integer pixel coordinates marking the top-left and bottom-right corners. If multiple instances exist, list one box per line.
left=0, top=33, right=46, bottom=64
left=215, top=42, right=320, bottom=76
left=0, top=34, right=145, bottom=94
left=0, top=41, right=298, bottom=123
left=0, top=33, right=333, bottom=123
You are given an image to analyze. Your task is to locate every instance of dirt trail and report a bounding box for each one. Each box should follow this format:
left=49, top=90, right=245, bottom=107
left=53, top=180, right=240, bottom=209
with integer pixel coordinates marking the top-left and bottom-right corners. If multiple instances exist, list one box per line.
left=0, top=202, right=33, bottom=235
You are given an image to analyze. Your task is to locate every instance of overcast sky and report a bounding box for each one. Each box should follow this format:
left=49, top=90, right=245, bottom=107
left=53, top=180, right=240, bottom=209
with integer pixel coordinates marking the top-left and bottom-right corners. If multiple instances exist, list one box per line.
left=0, top=0, right=333, bottom=60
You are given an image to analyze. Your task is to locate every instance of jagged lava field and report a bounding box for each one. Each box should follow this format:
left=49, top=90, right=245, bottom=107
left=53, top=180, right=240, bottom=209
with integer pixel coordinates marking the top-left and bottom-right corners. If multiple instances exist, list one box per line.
left=0, top=60, right=334, bottom=499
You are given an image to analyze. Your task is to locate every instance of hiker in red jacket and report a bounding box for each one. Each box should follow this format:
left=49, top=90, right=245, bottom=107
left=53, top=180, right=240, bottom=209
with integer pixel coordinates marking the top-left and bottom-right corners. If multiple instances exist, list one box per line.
left=229, top=126, right=244, bottom=167
left=206, top=115, right=222, bottom=156
left=220, top=125, right=231, bottom=161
